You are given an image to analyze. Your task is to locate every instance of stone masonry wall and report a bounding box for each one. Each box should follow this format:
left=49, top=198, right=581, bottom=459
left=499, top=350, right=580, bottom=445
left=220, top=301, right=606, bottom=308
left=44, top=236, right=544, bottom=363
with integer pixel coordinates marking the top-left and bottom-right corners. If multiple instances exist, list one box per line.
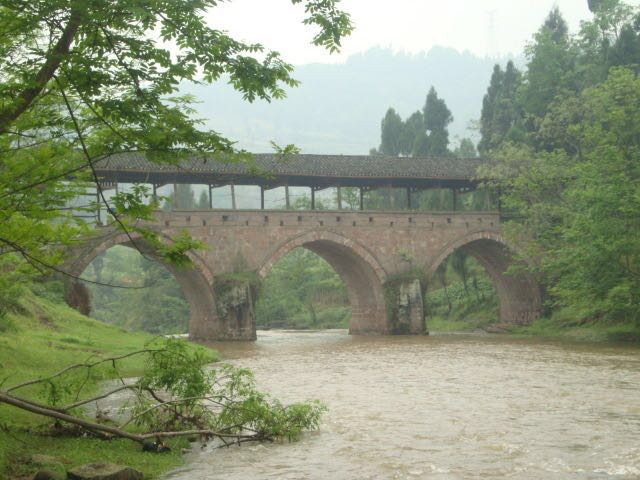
left=65, top=209, right=541, bottom=341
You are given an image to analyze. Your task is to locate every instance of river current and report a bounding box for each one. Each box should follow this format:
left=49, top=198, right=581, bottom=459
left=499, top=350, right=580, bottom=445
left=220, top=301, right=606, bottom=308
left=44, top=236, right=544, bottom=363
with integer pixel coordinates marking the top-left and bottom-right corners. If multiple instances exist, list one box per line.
left=165, top=330, right=640, bottom=480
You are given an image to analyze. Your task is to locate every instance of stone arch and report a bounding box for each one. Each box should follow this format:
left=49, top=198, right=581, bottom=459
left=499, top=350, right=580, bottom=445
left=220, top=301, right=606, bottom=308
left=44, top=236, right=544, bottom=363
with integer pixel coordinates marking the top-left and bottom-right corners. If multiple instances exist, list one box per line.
left=426, top=230, right=541, bottom=325
left=258, top=230, right=389, bottom=334
left=63, top=229, right=217, bottom=340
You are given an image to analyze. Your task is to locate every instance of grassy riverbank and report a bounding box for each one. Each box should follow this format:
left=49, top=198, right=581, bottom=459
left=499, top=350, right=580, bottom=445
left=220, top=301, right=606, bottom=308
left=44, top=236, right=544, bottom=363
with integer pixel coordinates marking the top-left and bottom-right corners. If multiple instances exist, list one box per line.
left=0, top=289, right=218, bottom=479
left=428, top=307, right=640, bottom=344
left=508, top=310, right=640, bottom=344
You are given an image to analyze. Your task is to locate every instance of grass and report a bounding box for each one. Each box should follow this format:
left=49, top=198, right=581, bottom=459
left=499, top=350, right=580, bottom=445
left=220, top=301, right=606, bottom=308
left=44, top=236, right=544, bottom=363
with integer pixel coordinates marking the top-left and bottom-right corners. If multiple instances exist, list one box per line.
left=425, top=283, right=499, bottom=333
left=508, top=309, right=640, bottom=343
left=427, top=300, right=640, bottom=345
left=0, top=289, right=218, bottom=479
left=427, top=312, right=496, bottom=333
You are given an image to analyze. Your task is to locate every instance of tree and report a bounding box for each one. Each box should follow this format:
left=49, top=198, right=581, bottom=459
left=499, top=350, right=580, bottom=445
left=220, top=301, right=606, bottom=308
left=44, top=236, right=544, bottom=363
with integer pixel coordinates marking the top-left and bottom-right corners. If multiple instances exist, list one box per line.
left=578, top=0, right=637, bottom=85
left=400, top=111, right=424, bottom=156
left=197, top=190, right=210, bottom=210
left=479, top=61, right=524, bottom=153
left=519, top=7, right=577, bottom=121
left=0, top=0, right=352, bottom=298
left=484, top=68, right=640, bottom=325
left=479, top=64, right=504, bottom=153
left=449, top=250, right=470, bottom=296
left=372, top=88, right=453, bottom=158
left=417, top=86, right=453, bottom=156
left=609, top=16, right=640, bottom=70
left=478, top=1, right=640, bottom=329
left=378, top=108, right=404, bottom=156
left=85, top=246, right=190, bottom=334
left=453, top=138, right=477, bottom=158
left=542, top=68, right=640, bottom=323
left=256, top=248, right=348, bottom=329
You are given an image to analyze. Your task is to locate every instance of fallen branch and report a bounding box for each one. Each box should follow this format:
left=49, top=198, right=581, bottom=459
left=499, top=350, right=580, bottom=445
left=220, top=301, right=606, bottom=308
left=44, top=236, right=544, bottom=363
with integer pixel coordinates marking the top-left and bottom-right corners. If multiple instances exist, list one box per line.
left=0, top=339, right=325, bottom=449
left=0, top=391, right=260, bottom=444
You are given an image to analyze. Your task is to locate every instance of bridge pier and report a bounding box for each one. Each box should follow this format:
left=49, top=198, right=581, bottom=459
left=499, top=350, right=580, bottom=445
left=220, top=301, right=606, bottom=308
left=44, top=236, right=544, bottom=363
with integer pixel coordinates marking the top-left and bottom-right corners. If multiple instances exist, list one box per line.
left=191, top=278, right=257, bottom=341
left=384, top=278, right=427, bottom=335
left=64, top=280, right=91, bottom=316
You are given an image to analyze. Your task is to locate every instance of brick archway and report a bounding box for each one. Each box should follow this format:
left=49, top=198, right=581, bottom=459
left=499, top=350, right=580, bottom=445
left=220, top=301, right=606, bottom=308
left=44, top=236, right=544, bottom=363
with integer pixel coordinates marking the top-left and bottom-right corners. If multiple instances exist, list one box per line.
left=63, top=230, right=216, bottom=338
left=426, top=230, right=541, bottom=325
left=258, top=231, right=389, bottom=334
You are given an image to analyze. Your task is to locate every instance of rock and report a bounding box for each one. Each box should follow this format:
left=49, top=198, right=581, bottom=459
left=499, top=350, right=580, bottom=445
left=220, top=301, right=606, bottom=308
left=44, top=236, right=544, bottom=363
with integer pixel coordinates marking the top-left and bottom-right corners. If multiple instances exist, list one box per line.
left=32, top=470, right=65, bottom=480
left=142, top=440, right=171, bottom=453
left=67, top=463, right=143, bottom=480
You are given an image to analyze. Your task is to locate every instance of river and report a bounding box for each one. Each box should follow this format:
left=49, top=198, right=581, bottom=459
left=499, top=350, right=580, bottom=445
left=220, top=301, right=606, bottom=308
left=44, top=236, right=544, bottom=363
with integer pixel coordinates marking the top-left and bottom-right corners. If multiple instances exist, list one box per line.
left=165, top=330, right=640, bottom=480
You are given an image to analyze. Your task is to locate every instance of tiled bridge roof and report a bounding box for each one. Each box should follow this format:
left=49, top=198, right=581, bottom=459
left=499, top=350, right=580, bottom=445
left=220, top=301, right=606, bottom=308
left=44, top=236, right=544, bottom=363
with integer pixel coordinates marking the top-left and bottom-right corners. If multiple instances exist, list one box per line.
left=95, top=152, right=484, bottom=188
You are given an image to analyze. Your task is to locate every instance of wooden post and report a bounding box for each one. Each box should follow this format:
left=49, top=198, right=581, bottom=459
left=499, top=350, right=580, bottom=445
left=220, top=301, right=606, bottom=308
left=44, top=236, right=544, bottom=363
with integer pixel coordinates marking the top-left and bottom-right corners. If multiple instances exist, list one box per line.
left=285, top=185, right=290, bottom=210
left=406, top=187, right=412, bottom=210
left=337, top=186, right=342, bottom=210
left=96, top=187, right=101, bottom=225
left=388, top=184, right=394, bottom=210
left=311, top=187, right=315, bottom=210
left=208, top=184, right=213, bottom=209
left=359, top=187, right=364, bottom=211
left=230, top=183, right=236, bottom=210
left=452, top=188, right=457, bottom=212
left=173, top=182, right=178, bottom=209
left=260, top=186, right=265, bottom=210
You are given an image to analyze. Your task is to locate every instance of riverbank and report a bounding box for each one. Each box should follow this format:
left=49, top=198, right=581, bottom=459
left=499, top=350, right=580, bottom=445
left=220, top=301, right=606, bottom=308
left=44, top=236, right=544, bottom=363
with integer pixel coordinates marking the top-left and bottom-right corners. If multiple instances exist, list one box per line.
left=509, top=315, right=640, bottom=343
left=427, top=311, right=640, bottom=344
left=0, top=290, right=218, bottom=479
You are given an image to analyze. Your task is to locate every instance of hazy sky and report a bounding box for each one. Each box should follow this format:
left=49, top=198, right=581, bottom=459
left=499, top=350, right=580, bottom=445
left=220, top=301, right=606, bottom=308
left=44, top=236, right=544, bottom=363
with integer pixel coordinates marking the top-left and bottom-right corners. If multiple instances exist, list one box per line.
left=209, top=0, right=640, bottom=64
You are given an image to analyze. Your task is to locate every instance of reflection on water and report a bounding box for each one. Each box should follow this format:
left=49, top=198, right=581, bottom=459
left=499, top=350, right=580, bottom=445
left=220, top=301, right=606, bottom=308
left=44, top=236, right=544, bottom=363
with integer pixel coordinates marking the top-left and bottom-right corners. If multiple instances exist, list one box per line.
left=165, top=330, right=640, bottom=480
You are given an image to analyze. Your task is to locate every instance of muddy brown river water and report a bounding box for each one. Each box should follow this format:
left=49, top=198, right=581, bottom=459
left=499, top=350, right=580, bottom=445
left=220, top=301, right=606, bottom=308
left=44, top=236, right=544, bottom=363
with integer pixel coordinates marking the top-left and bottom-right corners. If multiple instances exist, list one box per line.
left=164, top=330, right=640, bottom=480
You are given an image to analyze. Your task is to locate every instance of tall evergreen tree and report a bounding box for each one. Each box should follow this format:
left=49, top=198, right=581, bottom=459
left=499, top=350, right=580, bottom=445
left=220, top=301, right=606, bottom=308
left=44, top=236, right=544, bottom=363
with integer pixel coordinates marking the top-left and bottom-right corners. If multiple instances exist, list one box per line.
left=453, top=138, right=478, bottom=158
left=163, top=185, right=196, bottom=210
left=609, top=16, right=640, bottom=69
left=400, top=111, right=424, bottom=156
left=197, top=190, right=210, bottom=210
left=520, top=7, right=577, bottom=120
left=372, top=88, right=452, bottom=157
left=379, top=108, right=404, bottom=156
left=479, top=64, right=503, bottom=152
left=418, top=87, right=453, bottom=156
left=479, top=61, right=524, bottom=153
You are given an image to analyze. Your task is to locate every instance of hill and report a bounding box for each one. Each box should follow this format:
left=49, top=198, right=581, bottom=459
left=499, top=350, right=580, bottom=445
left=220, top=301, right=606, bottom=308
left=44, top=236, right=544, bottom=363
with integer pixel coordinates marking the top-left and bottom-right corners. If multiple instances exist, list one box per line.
left=182, top=47, right=519, bottom=154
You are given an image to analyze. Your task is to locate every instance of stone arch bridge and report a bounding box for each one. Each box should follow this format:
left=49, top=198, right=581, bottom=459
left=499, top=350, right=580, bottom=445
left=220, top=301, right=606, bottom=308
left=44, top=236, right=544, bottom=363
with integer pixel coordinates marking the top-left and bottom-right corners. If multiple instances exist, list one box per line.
left=64, top=153, right=542, bottom=341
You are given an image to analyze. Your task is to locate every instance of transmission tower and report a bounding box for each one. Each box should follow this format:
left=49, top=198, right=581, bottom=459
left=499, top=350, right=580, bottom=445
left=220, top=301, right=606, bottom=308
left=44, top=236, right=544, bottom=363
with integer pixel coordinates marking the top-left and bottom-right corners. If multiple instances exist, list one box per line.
left=486, top=10, right=497, bottom=59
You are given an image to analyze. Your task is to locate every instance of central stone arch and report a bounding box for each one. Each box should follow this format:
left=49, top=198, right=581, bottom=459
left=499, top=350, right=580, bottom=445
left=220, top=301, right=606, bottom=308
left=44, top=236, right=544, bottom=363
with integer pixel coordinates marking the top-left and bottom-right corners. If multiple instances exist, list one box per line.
left=258, top=231, right=389, bottom=334
left=63, top=229, right=217, bottom=339
left=426, top=231, right=542, bottom=325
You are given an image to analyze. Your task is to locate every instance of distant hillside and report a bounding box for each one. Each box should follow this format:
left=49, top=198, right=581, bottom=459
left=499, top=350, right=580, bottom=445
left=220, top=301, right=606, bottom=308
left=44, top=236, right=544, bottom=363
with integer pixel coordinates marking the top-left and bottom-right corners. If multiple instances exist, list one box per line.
left=182, top=47, right=519, bottom=155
